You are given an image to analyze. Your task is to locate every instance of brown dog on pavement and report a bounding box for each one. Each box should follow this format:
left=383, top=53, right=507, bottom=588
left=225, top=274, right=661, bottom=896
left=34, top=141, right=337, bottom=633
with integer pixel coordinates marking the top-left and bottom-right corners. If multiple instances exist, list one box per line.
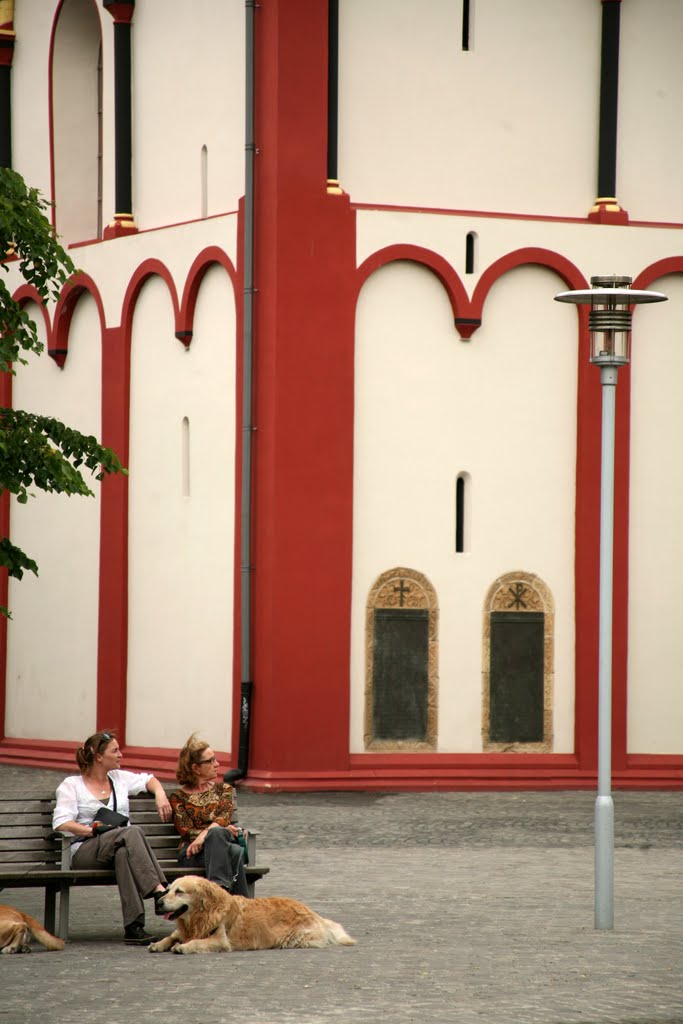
left=0, top=905, right=65, bottom=953
left=150, top=875, right=356, bottom=955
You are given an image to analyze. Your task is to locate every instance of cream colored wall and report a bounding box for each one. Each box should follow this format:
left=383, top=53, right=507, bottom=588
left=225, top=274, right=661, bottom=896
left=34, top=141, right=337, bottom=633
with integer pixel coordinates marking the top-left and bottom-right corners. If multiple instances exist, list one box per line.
left=133, top=0, right=245, bottom=230
left=126, top=266, right=236, bottom=752
left=618, top=0, right=683, bottom=223
left=352, top=208, right=683, bottom=756
left=51, top=0, right=101, bottom=244
left=5, top=298, right=101, bottom=740
left=628, top=273, right=683, bottom=754
left=11, top=2, right=57, bottom=199
left=338, top=0, right=600, bottom=216
left=350, top=258, right=578, bottom=753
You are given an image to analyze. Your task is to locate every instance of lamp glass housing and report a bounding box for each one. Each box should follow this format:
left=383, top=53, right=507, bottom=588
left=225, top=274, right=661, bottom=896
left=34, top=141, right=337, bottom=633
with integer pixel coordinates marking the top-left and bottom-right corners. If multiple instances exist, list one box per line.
left=553, top=276, right=668, bottom=369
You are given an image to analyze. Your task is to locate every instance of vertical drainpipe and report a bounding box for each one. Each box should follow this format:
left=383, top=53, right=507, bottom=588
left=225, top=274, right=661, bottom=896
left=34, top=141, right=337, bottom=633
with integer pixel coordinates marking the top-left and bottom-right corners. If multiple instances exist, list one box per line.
left=225, top=0, right=256, bottom=784
left=588, top=0, right=628, bottom=223
left=103, top=1, right=137, bottom=238
left=0, top=1, right=15, bottom=169
left=326, top=0, right=342, bottom=195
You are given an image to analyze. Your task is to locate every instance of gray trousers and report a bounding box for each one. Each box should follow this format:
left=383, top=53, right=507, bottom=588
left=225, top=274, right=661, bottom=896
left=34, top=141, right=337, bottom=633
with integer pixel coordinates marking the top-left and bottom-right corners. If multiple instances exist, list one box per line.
left=178, top=827, right=250, bottom=897
left=72, top=825, right=167, bottom=927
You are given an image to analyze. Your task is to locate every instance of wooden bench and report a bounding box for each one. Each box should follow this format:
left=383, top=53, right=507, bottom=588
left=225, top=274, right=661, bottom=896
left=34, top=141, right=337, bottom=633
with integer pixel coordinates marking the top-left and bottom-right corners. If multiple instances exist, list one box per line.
left=0, top=792, right=269, bottom=939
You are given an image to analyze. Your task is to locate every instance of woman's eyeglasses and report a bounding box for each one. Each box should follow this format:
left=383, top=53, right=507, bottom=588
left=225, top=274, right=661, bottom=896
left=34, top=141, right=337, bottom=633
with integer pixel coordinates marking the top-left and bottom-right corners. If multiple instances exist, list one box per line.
left=195, top=755, right=218, bottom=765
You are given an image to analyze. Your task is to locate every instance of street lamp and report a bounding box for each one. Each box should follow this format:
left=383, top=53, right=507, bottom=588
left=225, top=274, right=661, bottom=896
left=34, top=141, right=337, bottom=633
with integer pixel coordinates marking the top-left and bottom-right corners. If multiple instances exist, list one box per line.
left=554, top=275, right=667, bottom=930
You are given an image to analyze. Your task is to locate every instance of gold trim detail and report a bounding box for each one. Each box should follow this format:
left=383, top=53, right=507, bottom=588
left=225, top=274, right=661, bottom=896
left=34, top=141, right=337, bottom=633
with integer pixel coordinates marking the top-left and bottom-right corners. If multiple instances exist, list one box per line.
left=326, top=178, right=344, bottom=196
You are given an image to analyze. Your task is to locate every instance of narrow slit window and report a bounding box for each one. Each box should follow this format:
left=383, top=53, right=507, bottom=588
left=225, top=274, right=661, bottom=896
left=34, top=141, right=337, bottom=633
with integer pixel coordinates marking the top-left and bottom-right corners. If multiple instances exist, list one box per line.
left=462, top=0, right=471, bottom=51
left=456, top=473, right=470, bottom=553
left=465, top=231, right=476, bottom=274
left=182, top=416, right=190, bottom=497
left=200, top=145, right=208, bottom=219
left=97, top=43, right=103, bottom=238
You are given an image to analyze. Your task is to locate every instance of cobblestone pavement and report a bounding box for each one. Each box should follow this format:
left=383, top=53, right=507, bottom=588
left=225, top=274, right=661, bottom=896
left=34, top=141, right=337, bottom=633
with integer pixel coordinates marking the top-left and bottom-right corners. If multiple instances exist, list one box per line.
left=0, top=766, right=681, bottom=1024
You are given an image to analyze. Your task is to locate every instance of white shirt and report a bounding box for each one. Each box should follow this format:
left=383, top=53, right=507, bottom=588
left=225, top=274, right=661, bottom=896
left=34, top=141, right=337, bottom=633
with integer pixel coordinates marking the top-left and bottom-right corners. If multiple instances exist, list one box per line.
left=53, top=769, right=154, bottom=861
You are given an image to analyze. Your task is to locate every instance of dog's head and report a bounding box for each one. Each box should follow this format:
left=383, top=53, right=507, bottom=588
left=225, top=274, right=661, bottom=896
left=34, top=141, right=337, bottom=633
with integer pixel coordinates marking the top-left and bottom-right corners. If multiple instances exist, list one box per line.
left=155, top=878, right=194, bottom=920
left=155, top=876, right=227, bottom=922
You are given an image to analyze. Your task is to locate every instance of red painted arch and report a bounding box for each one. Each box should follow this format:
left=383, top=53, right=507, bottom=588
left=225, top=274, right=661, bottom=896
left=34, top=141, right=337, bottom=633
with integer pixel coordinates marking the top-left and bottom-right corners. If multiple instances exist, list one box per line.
left=470, top=247, right=588, bottom=315
left=633, top=257, right=683, bottom=291
left=51, top=273, right=107, bottom=366
left=178, top=246, right=238, bottom=343
left=356, top=243, right=471, bottom=329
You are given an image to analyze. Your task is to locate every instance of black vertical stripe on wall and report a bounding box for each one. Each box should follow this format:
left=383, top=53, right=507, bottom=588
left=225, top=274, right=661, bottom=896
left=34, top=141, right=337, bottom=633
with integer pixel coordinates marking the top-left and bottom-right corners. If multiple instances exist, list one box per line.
left=0, top=64, right=11, bottom=168
left=597, top=0, right=621, bottom=200
left=113, top=21, right=132, bottom=215
left=462, top=0, right=471, bottom=51
left=327, top=0, right=339, bottom=183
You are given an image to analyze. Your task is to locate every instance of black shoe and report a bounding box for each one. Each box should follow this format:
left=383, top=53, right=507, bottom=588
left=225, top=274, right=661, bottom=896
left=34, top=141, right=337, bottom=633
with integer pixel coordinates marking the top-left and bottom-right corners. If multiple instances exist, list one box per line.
left=123, top=921, right=154, bottom=946
left=146, top=886, right=169, bottom=902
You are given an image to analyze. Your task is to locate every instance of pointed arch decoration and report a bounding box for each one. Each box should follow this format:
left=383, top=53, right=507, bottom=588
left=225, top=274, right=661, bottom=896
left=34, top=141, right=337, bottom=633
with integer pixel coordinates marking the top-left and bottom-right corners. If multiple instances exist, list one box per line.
left=365, top=567, right=438, bottom=751
left=483, top=571, right=554, bottom=753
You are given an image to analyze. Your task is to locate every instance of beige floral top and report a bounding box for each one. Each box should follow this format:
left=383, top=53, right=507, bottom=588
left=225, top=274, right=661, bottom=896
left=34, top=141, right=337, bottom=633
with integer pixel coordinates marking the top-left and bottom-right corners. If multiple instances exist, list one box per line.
left=169, top=782, right=237, bottom=849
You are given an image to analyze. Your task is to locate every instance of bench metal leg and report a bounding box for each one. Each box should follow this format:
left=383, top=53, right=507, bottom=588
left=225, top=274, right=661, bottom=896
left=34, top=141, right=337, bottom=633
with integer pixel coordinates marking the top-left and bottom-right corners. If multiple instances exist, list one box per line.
left=44, top=887, right=56, bottom=934
left=57, top=884, right=70, bottom=940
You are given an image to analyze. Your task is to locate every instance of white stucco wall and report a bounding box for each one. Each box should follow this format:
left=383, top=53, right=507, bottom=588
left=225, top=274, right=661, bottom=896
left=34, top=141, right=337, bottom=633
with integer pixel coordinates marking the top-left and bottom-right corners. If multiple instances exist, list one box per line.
left=133, top=0, right=245, bottom=230
left=126, top=267, right=236, bottom=751
left=618, top=0, right=683, bottom=223
left=350, top=258, right=578, bottom=753
left=628, top=273, right=683, bottom=753
left=5, top=297, right=101, bottom=740
left=338, top=0, right=600, bottom=217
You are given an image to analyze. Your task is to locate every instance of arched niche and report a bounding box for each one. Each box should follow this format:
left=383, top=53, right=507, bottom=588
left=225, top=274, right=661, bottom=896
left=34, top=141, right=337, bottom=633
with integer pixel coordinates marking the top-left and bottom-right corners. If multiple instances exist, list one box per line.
left=51, top=0, right=102, bottom=244
left=482, top=571, right=554, bottom=752
left=365, top=567, right=438, bottom=751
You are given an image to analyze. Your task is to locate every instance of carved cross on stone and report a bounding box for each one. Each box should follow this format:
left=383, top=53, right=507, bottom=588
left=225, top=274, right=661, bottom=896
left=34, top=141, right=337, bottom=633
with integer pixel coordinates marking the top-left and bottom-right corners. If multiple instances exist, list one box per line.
left=393, top=580, right=411, bottom=607
left=507, top=583, right=528, bottom=610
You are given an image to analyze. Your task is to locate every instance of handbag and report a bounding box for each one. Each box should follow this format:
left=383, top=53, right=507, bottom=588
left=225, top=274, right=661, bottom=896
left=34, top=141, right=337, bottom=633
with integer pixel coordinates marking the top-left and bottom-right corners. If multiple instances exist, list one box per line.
left=93, top=777, right=129, bottom=834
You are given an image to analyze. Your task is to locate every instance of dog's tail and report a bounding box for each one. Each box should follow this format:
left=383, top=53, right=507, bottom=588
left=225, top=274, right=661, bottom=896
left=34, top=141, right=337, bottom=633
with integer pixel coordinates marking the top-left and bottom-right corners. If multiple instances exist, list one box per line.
left=22, top=913, right=65, bottom=951
left=323, top=917, right=356, bottom=946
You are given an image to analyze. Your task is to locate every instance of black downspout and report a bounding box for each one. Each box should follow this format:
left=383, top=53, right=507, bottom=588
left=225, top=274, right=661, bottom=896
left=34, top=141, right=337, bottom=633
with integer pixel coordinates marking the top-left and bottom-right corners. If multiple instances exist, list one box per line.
left=225, top=0, right=257, bottom=786
left=326, top=0, right=342, bottom=194
left=589, top=0, right=627, bottom=223
left=597, top=0, right=620, bottom=199
left=113, top=19, right=132, bottom=218
left=0, top=31, right=15, bottom=169
left=103, top=2, right=136, bottom=236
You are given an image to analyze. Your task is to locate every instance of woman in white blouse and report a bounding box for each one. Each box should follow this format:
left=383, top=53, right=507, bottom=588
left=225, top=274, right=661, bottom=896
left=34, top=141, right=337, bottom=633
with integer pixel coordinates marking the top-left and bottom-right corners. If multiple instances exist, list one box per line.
left=53, top=730, right=172, bottom=945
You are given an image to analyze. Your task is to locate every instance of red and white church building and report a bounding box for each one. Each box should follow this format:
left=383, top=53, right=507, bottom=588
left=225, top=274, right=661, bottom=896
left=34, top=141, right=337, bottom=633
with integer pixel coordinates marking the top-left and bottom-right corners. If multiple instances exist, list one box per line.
left=1, top=0, right=682, bottom=790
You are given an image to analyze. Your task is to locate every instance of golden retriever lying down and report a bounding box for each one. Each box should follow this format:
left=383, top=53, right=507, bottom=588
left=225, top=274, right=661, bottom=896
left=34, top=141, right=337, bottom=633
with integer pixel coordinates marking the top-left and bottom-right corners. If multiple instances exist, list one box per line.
left=150, top=876, right=356, bottom=955
left=0, top=905, right=64, bottom=954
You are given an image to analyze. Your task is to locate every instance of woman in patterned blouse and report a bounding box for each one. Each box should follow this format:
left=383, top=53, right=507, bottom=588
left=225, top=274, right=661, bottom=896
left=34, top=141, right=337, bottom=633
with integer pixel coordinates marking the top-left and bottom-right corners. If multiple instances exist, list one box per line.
left=169, top=734, right=251, bottom=897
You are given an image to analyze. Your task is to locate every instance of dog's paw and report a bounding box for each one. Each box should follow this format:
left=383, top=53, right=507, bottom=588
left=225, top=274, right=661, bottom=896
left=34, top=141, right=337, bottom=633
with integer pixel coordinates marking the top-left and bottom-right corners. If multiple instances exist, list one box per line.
left=148, top=941, right=166, bottom=953
left=172, top=943, right=193, bottom=954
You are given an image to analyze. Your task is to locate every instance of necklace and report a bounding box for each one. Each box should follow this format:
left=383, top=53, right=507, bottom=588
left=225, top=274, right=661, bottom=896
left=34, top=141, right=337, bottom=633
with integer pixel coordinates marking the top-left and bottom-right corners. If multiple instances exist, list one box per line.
left=86, top=776, right=110, bottom=796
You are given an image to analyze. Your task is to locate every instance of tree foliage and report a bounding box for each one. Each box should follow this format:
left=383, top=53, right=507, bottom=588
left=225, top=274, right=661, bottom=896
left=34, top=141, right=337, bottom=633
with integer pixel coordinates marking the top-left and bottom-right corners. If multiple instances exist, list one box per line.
left=0, top=168, right=125, bottom=612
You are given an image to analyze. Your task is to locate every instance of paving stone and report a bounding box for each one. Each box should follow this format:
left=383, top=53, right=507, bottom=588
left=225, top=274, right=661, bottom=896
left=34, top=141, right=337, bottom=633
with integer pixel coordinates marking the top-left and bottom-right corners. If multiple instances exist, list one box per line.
left=0, top=765, right=681, bottom=1024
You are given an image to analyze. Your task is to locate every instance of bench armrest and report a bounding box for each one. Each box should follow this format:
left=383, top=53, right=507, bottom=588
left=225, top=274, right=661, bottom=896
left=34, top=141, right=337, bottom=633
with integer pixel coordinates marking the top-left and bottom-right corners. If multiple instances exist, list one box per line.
left=49, top=831, right=74, bottom=870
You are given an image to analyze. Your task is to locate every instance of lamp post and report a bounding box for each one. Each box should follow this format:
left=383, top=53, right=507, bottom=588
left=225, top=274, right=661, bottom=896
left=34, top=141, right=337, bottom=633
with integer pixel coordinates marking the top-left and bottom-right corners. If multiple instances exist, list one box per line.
left=554, top=275, right=667, bottom=930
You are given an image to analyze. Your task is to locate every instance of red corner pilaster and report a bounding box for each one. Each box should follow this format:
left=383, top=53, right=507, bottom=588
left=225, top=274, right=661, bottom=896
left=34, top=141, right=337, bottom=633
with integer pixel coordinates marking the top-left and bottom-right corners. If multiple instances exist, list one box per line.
left=96, top=325, right=130, bottom=741
left=248, top=0, right=356, bottom=780
left=612, top=360, right=630, bottom=770
left=573, top=313, right=601, bottom=772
